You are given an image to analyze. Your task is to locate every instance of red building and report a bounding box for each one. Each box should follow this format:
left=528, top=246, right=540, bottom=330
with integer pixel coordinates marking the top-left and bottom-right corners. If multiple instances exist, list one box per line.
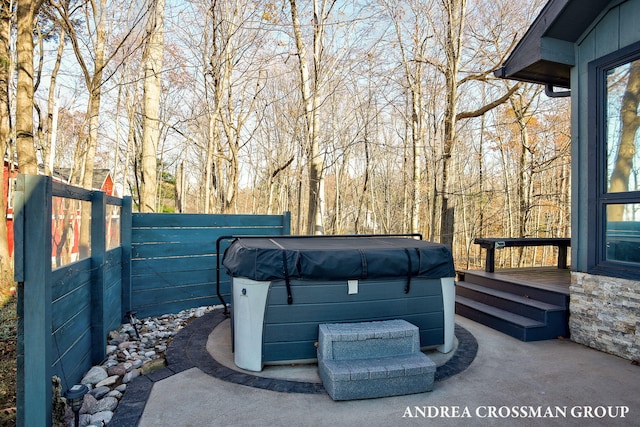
left=3, top=162, right=116, bottom=258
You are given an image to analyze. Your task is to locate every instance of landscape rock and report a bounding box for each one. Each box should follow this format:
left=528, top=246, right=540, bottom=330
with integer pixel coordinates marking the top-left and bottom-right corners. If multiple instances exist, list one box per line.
left=91, top=396, right=118, bottom=414
left=122, top=369, right=140, bottom=383
left=89, top=386, right=111, bottom=400
left=67, top=305, right=217, bottom=425
left=107, top=365, right=127, bottom=377
left=95, top=375, right=119, bottom=388
left=79, top=393, right=97, bottom=415
left=90, top=410, right=113, bottom=425
left=81, top=366, right=107, bottom=385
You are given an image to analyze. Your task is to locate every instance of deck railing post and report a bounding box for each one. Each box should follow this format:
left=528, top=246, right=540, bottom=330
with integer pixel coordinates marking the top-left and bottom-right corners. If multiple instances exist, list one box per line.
left=557, top=245, right=568, bottom=269
left=14, top=175, right=53, bottom=427
left=485, top=245, right=496, bottom=272
left=91, top=190, right=107, bottom=363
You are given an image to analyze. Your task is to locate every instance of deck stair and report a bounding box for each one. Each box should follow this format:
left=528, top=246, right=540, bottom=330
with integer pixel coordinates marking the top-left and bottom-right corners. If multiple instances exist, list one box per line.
left=455, top=269, right=570, bottom=342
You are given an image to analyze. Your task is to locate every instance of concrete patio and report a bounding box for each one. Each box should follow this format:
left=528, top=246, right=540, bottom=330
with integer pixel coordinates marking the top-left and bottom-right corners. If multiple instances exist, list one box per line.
left=109, top=310, right=638, bottom=427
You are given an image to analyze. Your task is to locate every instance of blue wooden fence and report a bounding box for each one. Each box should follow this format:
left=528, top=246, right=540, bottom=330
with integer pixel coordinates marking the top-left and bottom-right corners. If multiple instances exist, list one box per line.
left=13, top=174, right=290, bottom=426
left=130, top=212, right=291, bottom=318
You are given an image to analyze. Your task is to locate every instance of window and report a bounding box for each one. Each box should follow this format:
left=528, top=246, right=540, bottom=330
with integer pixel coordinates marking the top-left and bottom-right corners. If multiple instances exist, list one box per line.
left=589, top=41, right=640, bottom=277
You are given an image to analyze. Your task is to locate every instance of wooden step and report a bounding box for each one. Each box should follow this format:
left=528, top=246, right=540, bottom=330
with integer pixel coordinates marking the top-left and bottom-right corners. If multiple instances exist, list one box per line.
left=459, top=270, right=569, bottom=307
left=456, top=281, right=565, bottom=323
left=455, top=296, right=566, bottom=341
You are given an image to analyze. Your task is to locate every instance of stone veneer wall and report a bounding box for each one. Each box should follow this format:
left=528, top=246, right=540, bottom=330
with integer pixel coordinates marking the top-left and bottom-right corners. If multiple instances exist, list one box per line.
left=570, top=272, right=639, bottom=361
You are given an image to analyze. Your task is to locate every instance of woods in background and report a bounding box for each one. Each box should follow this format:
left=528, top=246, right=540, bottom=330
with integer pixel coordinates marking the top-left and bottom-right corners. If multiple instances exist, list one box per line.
left=2, top=0, right=570, bottom=270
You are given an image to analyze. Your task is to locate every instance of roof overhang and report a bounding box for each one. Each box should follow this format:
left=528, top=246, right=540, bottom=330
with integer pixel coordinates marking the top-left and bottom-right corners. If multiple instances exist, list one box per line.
left=495, top=0, right=610, bottom=88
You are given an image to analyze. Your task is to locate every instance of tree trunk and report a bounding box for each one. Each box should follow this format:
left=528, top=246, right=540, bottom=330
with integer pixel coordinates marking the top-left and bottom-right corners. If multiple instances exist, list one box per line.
left=386, top=0, right=427, bottom=235
left=140, top=0, right=165, bottom=213
left=439, top=0, right=466, bottom=249
left=15, top=0, right=42, bottom=174
left=289, top=0, right=325, bottom=235
left=175, top=161, right=185, bottom=213
left=45, top=27, right=65, bottom=175
left=77, top=0, right=106, bottom=257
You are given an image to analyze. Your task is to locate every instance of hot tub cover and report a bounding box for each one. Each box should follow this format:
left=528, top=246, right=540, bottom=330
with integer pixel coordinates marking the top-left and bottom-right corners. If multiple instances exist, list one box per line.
left=222, top=236, right=455, bottom=281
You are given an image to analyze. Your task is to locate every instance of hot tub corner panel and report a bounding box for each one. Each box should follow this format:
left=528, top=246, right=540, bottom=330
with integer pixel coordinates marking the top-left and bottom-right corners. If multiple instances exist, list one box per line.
left=232, top=277, right=270, bottom=372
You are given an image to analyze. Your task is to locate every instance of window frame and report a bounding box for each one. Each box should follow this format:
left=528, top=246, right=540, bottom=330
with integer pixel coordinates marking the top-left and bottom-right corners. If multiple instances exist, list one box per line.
left=588, top=40, right=640, bottom=279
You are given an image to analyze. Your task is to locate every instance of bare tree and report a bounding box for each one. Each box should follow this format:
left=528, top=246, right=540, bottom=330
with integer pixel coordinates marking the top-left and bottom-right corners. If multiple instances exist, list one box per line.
left=382, top=0, right=431, bottom=234
left=421, top=0, right=521, bottom=249
left=288, top=0, right=334, bottom=234
left=43, top=20, right=65, bottom=176
left=52, top=0, right=149, bottom=185
left=16, top=0, right=45, bottom=174
left=139, top=0, right=165, bottom=212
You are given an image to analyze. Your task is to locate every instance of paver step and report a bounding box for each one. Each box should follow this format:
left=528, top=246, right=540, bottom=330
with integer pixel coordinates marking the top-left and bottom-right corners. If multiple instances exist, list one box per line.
left=317, top=320, right=436, bottom=400
left=318, top=319, right=419, bottom=361
left=319, top=352, right=435, bottom=400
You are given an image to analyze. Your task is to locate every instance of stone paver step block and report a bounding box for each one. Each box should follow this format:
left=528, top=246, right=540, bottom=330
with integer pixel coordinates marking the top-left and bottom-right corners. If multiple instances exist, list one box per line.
left=317, top=320, right=436, bottom=400
left=319, top=352, right=436, bottom=400
left=318, top=319, right=420, bottom=361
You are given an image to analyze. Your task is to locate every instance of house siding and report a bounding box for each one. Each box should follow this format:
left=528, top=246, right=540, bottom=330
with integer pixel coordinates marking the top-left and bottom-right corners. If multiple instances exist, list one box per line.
left=571, top=0, right=640, bottom=361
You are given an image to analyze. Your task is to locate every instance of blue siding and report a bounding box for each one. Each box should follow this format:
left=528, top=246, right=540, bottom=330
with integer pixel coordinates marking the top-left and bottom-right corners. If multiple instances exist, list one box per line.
left=620, top=0, right=640, bottom=46
left=573, top=0, right=640, bottom=271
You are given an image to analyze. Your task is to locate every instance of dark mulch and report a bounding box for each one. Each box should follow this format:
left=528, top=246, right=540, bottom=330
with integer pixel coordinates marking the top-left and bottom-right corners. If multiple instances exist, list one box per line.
left=0, top=296, right=17, bottom=427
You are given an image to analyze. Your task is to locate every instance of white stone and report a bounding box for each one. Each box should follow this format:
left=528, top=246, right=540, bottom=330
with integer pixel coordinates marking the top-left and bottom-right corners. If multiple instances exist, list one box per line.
left=122, top=369, right=140, bottom=383
left=95, top=375, right=119, bottom=388
left=81, top=366, right=108, bottom=385
left=92, top=397, right=118, bottom=413
left=107, top=389, right=123, bottom=399
left=90, top=410, right=113, bottom=425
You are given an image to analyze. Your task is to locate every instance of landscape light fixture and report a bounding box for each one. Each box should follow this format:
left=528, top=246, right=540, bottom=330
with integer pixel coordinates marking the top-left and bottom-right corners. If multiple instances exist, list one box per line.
left=65, top=384, right=88, bottom=427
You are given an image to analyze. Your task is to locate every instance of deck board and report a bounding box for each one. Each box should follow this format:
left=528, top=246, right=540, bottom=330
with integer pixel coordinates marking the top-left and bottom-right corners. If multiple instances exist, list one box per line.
left=458, top=267, right=570, bottom=295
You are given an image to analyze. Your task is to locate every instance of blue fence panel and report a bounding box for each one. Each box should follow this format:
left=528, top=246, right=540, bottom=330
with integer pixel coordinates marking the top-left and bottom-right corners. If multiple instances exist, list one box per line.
left=129, top=212, right=290, bottom=318
left=51, top=258, right=93, bottom=393
left=14, top=175, right=130, bottom=427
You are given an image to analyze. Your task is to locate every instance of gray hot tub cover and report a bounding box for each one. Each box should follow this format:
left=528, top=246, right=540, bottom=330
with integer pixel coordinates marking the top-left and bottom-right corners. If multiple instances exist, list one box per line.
left=222, top=236, right=455, bottom=281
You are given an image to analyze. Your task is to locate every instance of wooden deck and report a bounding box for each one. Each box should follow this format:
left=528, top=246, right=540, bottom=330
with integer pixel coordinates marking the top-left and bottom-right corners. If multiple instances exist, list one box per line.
left=459, top=267, right=571, bottom=295
left=455, top=267, right=571, bottom=341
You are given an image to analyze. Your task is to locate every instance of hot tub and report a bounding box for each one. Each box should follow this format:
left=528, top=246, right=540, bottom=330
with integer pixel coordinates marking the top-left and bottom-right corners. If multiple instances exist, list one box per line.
left=222, top=236, right=456, bottom=372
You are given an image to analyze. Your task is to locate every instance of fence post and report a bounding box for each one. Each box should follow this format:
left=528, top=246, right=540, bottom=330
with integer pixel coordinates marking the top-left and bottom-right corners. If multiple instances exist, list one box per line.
left=14, top=174, right=53, bottom=427
left=120, top=196, right=132, bottom=321
left=91, top=191, right=107, bottom=363
left=282, top=211, right=291, bottom=235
